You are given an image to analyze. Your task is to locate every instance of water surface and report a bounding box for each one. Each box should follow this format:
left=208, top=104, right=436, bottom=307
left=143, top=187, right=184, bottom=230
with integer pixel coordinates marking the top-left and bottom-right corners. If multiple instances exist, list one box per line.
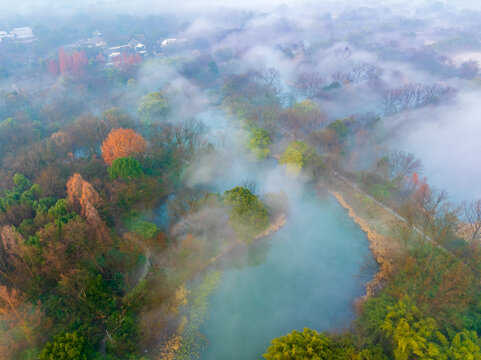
left=199, top=192, right=372, bottom=360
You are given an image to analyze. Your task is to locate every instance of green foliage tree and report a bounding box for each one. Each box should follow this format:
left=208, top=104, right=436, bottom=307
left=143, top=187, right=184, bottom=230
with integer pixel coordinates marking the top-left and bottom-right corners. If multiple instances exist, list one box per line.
left=124, top=214, right=159, bottom=239
left=84, top=274, right=116, bottom=320
left=108, top=157, right=144, bottom=182
left=327, top=119, right=348, bottom=141
left=279, top=141, right=323, bottom=176
left=48, top=199, right=76, bottom=226
left=40, top=332, right=88, bottom=360
left=138, top=91, right=168, bottom=125
left=448, top=330, right=481, bottom=360
left=224, top=186, right=269, bottom=241
left=381, top=298, right=445, bottom=360
left=263, top=328, right=335, bottom=360
left=106, top=310, right=139, bottom=357
left=247, top=126, right=271, bottom=159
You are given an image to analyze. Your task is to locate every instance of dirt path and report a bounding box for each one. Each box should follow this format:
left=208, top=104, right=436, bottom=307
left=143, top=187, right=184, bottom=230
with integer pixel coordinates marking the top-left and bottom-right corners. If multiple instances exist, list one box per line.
left=329, top=169, right=461, bottom=301
left=331, top=169, right=406, bottom=222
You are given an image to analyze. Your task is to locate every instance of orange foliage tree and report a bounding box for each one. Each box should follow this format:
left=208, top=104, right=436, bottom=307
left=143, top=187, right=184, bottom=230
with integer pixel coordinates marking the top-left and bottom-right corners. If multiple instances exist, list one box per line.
left=100, top=128, right=146, bottom=165
left=66, top=174, right=109, bottom=244
left=0, top=284, right=45, bottom=359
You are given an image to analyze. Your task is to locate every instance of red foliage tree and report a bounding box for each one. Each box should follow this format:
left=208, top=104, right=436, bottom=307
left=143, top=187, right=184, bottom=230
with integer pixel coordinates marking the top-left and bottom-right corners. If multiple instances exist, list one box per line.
left=96, top=51, right=105, bottom=62
left=71, top=51, right=88, bottom=75
left=46, top=59, right=59, bottom=74
left=101, top=128, right=147, bottom=165
left=58, top=47, right=72, bottom=75
left=112, top=52, right=142, bottom=68
left=57, top=48, right=88, bottom=76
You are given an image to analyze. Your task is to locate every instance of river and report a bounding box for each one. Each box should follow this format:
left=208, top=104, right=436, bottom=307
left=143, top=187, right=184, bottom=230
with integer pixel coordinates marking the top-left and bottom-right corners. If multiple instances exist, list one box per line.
left=197, top=190, right=373, bottom=360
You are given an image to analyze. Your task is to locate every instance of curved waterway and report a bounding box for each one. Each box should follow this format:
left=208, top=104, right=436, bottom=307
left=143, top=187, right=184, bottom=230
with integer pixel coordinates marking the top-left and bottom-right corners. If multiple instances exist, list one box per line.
left=198, top=191, right=373, bottom=360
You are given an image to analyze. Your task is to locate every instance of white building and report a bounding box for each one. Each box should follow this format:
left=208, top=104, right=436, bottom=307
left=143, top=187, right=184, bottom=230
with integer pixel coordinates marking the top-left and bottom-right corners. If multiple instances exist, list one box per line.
left=12, top=27, right=35, bottom=42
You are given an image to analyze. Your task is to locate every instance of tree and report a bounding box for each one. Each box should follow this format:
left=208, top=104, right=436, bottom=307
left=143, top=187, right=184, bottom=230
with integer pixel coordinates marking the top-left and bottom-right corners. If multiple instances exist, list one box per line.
left=327, top=119, right=348, bottom=141
left=308, top=128, right=340, bottom=154
left=224, top=186, right=269, bottom=241
left=264, top=328, right=335, bottom=360
left=247, top=126, right=271, bottom=159
left=388, top=151, right=422, bottom=180
left=101, top=128, right=147, bottom=165
left=66, top=173, right=110, bottom=246
left=294, top=72, right=324, bottom=98
left=40, top=332, right=88, bottom=360
left=68, top=114, right=108, bottom=157
left=381, top=298, right=444, bottom=360
left=108, top=157, right=144, bottom=181
left=448, top=330, right=481, bottom=360
left=71, top=51, right=88, bottom=76
left=46, top=59, right=59, bottom=74
left=58, top=47, right=72, bottom=76
left=280, top=141, right=323, bottom=176
left=284, top=100, right=327, bottom=138
left=0, top=284, right=45, bottom=359
left=381, top=83, right=455, bottom=115
left=461, top=199, right=481, bottom=243
left=138, top=91, right=168, bottom=125
left=102, top=108, right=134, bottom=129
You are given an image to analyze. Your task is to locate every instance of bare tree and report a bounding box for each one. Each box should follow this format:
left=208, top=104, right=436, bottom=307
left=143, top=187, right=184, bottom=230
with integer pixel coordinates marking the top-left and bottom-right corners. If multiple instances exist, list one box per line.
left=395, top=182, right=458, bottom=250
left=349, top=62, right=381, bottom=86
left=172, top=118, right=207, bottom=149
left=334, top=46, right=352, bottom=62
left=293, top=71, right=324, bottom=99
left=389, top=151, right=423, bottom=179
left=260, top=67, right=281, bottom=94
left=331, top=69, right=350, bottom=83
left=462, top=199, right=481, bottom=242
left=168, top=188, right=210, bottom=226
left=381, top=83, right=456, bottom=115
left=460, top=59, right=480, bottom=79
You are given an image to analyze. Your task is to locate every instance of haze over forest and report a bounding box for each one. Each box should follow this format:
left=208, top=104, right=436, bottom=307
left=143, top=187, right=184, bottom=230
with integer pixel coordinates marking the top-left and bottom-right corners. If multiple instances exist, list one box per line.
left=1, top=0, right=481, bottom=359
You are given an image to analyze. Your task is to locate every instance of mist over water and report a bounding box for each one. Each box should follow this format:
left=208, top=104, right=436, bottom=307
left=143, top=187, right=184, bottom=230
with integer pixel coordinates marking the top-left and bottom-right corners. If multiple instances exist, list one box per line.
left=1, top=0, right=481, bottom=358
left=200, top=192, right=372, bottom=360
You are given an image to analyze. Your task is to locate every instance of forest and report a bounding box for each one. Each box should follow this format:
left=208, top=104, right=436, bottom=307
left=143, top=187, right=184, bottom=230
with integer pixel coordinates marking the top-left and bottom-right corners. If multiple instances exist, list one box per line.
left=1, top=0, right=481, bottom=359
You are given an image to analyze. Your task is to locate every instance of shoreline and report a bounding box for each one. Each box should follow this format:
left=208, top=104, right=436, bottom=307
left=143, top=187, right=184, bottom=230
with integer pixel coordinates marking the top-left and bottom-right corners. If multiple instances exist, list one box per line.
left=158, top=212, right=287, bottom=359
left=330, top=190, right=393, bottom=303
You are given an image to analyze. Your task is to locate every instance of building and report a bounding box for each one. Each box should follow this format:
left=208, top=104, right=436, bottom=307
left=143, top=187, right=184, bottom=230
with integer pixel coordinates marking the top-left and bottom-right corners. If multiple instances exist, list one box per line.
left=12, top=27, right=35, bottom=42
left=128, top=39, right=146, bottom=54
left=0, top=27, right=35, bottom=43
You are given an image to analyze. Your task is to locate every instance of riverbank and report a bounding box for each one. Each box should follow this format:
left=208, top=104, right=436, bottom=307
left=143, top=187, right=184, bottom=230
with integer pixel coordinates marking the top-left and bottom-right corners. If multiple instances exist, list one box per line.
left=323, top=169, right=403, bottom=304
left=158, top=212, right=288, bottom=359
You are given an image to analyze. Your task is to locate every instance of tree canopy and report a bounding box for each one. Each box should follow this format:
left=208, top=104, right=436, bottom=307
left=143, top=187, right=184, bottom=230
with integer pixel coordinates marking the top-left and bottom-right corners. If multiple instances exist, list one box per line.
left=264, top=328, right=335, bottom=360
left=224, top=186, right=269, bottom=241
left=138, top=91, right=168, bottom=125
left=280, top=141, right=324, bottom=176
left=39, top=332, right=89, bottom=360
left=101, top=128, right=147, bottom=165
left=327, top=119, right=348, bottom=141
left=108, top=156, right=144, bottom=181
left=247, top=126, right=271, bottom=159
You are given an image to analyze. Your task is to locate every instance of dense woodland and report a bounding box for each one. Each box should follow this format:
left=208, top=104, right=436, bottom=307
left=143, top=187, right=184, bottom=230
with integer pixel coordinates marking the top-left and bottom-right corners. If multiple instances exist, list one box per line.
left=1, top=2, right=481, bottom=359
